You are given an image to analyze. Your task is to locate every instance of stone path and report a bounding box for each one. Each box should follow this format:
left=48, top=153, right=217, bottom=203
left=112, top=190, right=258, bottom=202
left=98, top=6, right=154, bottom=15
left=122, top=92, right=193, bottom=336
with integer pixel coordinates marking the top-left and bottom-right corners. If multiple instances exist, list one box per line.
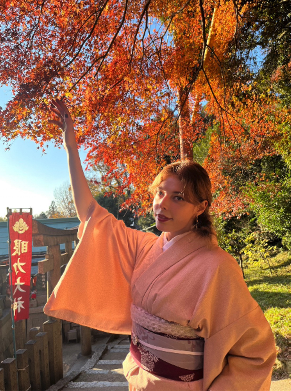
left=49, top=335, right=129, bottom=391
left=48, top=334, right=290, bottom=391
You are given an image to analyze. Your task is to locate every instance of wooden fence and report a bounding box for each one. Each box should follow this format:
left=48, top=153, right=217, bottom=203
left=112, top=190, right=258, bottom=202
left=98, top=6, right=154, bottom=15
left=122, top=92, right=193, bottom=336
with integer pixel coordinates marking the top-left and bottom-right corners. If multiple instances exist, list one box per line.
left=0, top=219, right=92, bottom=390
left=0, top=320, right=62, bottom=391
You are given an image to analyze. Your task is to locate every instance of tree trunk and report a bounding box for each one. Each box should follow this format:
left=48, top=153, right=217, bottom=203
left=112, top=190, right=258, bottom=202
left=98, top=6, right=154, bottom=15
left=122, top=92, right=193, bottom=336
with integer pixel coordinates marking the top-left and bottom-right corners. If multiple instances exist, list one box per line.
left=191, top=7, right=217, bottom=125
left=178, top=87, right=193, bottom=161
left=178, top=7, right=218, bottom=161
left=239, top=253, right=245, bottom=279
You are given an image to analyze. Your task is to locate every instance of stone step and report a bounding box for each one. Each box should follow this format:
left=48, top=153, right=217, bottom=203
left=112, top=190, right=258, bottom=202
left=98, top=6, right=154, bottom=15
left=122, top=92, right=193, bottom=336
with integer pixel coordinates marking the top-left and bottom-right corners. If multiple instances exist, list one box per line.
left=107, top=336, right=129, bottom=349
left=101, top=351, right=128, bottom=360
left=94, top=359, right=124, bottom=370
left=60, top=336, right=130, bottom=390
left=77, top=368, right=126, bottom=383
left=115, top=346, right=130, bottom=350
left=111, top=347, right=130, bottom=352
left=65, top=381, right=128, bottom=390
left=117, top=337, right=130, bottom=345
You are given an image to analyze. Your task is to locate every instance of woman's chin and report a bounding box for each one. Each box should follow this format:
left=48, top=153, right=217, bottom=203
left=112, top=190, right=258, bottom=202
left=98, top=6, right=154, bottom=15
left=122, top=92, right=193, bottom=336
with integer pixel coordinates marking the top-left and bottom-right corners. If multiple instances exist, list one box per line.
left=155, top=220, right=167, bottom=232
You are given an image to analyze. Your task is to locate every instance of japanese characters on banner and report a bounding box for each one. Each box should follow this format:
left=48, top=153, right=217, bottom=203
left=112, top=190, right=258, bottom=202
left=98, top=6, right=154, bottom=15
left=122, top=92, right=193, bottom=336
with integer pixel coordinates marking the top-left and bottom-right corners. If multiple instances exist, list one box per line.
left=9, top=212, right=32, bottom=321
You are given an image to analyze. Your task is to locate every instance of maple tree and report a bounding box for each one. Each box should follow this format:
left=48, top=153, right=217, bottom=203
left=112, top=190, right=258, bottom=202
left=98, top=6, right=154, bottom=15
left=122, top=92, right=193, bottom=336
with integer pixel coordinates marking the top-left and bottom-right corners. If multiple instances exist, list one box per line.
left=203, top=1, right=291, bottom=216
left=0, top=0, right=290, bottom=216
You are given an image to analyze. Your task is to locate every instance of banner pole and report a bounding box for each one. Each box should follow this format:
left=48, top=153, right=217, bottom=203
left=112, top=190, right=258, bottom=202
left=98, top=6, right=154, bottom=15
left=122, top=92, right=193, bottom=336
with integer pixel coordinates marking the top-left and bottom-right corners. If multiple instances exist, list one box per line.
left=7, top=207, right=17, bottom=359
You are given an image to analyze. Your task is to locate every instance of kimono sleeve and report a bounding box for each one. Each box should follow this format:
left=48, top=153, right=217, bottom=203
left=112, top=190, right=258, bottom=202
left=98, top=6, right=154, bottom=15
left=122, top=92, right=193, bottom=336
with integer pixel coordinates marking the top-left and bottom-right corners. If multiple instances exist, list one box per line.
left=205, top=306, right=276, bottom=391
left=189, top=249, right=276, bottom=391
left=44, top=200, right=157, bottom=334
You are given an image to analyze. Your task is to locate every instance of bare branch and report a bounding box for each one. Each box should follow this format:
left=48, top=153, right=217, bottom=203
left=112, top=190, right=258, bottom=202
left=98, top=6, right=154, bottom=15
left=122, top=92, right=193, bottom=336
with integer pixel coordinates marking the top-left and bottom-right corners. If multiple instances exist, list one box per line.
left=62, top=0, right=110, bottom=68
left=141, top=8, right=149, bottom=63
left=199, top=0, right=207, bottom=64
left=201, top=66, right=248, bottom=152
left=68, top=0, right=129, bottom=91
left=93, top=0, right=129, bottom=78
left=129, top=0, right=152, bottom=66
left=26, top=0, right=47, bottom=49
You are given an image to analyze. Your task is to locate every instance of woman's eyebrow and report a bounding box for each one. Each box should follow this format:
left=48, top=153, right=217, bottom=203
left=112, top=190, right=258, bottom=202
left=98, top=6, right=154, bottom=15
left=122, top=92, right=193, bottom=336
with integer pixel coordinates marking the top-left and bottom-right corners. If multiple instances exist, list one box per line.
left=157, top=186, right=183, bottom=195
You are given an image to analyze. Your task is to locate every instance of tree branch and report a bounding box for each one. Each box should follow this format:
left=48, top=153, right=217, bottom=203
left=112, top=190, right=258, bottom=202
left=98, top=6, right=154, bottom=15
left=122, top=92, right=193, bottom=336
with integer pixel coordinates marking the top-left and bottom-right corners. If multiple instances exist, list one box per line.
left=67, top=0, right=129, bottom=91
left=129, top=0, right=152, bottom=67
left=62, top=0, right=110, bottom=68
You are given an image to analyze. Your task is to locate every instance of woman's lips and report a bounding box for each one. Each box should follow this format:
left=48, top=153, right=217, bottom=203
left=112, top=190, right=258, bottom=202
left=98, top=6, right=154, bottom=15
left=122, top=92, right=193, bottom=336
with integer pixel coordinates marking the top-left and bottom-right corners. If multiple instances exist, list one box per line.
left=156, top=214, right=171, bottom=222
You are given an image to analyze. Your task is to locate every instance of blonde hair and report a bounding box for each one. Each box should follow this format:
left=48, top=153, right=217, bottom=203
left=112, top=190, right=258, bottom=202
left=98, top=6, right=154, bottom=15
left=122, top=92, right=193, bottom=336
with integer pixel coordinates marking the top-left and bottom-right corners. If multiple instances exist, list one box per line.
left=149, top=161, right=215, bottom=237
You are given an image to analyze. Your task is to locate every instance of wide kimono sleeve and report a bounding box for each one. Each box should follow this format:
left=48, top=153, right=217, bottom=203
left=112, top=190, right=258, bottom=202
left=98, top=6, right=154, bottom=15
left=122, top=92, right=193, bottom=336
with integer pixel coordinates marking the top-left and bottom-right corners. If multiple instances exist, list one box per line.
left=44, top=199, right=157, bottom=334
left=188, top=247, right=276, bottom=391
left=205, top=306, right=276, bottom=391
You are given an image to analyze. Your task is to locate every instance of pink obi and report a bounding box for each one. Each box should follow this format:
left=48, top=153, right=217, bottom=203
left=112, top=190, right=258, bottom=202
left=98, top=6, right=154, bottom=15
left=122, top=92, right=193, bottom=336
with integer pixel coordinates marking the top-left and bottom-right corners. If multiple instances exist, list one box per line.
left=130, top=305, right=204, bottom=382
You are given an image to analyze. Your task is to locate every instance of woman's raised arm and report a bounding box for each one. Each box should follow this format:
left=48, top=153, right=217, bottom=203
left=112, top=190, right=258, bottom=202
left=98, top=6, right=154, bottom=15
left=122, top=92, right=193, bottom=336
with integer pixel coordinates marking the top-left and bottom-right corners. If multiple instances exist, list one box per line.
left=49, top=99, right=94, bottom=222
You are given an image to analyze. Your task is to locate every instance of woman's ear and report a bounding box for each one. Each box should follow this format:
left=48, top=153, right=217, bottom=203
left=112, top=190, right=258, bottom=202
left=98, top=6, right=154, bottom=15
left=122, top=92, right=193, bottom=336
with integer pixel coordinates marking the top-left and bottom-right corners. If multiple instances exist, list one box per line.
left=198, top=200, right=208, bottom=216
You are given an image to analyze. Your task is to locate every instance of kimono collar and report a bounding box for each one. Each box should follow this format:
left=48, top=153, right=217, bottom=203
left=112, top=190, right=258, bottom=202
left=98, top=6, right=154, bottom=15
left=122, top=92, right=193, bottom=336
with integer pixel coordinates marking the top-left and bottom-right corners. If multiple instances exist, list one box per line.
left=162, top=231, right=192, bottom=252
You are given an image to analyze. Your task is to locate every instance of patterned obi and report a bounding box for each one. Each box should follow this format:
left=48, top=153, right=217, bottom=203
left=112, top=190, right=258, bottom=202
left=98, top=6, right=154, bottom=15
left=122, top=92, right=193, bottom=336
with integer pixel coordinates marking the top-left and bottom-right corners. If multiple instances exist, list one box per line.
left=130, top=305, right=204, bottom=382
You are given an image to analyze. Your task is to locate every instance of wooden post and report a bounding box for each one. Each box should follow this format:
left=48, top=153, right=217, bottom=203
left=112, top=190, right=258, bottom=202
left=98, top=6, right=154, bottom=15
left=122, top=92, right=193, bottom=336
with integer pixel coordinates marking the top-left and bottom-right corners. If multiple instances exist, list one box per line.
left=1, top=358, right=18, bottom=391
left=47, top=245, right=62, bottom=298
left=0, top=368, right=5, bottom=391
left=31, top=219, right=79, bottom=385
left=36, top=332, right=50, bottom=390
left=25, top=340, right=41, bottom=391
left=28, top=327, right=40, bottom=341
left=16, top=349, right=31, bottom=391
left=65, top=241, right=73, bottom=258
left=43, top=320, right=63, bottom=384
left=15, top=320, right=27, bottom=350
left=80, top=326, right=92, bottom=356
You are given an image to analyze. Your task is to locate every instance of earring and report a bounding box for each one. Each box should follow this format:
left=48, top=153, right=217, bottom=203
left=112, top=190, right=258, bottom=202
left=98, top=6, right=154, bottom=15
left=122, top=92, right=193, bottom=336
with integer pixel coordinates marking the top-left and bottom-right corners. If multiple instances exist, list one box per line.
left=194, top=215, right=199, bottom=229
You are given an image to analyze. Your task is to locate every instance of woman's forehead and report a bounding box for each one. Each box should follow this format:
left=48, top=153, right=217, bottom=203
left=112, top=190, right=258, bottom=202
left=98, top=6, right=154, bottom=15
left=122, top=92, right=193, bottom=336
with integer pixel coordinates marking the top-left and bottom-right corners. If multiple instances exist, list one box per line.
left=158, top=175, right=184, bottom=192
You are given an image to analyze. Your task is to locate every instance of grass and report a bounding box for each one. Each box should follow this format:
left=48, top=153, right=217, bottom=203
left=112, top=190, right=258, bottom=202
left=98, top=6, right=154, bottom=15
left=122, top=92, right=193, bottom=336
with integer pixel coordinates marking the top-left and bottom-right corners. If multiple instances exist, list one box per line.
left=244, top=252, right=291, bottom=379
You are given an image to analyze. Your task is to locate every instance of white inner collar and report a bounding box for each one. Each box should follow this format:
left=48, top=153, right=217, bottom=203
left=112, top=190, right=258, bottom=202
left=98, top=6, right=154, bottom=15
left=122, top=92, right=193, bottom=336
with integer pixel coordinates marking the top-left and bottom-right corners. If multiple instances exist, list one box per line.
left=162, top=231, right=191, bottom=252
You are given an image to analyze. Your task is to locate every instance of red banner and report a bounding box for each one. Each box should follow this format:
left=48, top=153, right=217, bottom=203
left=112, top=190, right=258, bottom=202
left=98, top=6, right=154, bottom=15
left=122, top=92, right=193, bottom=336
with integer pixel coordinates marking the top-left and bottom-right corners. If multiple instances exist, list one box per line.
left=9, top=212, right=32, bottom=321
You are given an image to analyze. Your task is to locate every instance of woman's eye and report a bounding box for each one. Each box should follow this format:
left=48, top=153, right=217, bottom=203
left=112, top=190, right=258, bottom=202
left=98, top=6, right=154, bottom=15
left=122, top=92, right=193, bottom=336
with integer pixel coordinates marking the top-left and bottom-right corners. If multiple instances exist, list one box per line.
left=174, top=196, right=184, bottom=201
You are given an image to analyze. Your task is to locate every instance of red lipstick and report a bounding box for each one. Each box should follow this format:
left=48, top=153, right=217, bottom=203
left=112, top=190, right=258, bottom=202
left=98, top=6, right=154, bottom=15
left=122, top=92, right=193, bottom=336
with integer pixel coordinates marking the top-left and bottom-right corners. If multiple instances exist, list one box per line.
left=157, top=214, right=171, bottom=222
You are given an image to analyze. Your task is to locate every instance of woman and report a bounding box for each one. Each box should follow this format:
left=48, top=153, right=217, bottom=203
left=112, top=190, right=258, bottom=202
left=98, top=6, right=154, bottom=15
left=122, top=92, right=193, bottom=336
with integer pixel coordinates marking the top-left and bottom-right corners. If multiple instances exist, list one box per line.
left=45, top=100, right=276, bottom=390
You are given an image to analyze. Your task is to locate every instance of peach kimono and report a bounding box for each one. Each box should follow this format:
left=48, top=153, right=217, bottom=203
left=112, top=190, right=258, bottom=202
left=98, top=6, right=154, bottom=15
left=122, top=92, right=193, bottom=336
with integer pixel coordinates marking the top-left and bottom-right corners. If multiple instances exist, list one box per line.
left=44, top=201, right=276, bottom=391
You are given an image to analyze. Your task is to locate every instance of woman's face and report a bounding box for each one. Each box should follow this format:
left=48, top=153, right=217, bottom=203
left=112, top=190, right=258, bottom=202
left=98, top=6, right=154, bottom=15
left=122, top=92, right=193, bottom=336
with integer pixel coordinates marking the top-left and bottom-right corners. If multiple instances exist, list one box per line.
left=153, top=175, right=207, bottom=240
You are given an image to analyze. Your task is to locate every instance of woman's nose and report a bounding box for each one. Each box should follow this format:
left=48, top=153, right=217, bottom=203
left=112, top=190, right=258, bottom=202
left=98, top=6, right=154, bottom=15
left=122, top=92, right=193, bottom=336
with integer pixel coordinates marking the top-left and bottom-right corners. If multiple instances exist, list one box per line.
left=159, top=195, right=169, bottom=209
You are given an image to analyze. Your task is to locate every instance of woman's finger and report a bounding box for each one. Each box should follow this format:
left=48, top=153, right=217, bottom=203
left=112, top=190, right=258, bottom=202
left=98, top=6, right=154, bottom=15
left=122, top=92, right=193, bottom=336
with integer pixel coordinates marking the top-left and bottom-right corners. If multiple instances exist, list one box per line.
left=50, top=106, right=61, bottom=117
left=48, top=119, right=64, bottom=128
left=51, top=99, right=70, bottom=119
left=53, top=99, right=68, bottom=113
left=50, top=99, right=61, bottom=111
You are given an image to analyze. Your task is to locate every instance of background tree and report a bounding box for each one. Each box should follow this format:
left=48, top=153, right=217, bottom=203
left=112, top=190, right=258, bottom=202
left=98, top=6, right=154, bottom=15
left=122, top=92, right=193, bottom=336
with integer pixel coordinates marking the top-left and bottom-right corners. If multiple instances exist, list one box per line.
left=0, top=0, right=291, bottom=236
left=34, top=212, right=48, bottom=219
left=46, top=200, right=62, bottom=218
left=53, top=182, right=77, bottom=217
left=0, top=0, right=264, bottom=205
left=95, top=191, right=137, bottom=227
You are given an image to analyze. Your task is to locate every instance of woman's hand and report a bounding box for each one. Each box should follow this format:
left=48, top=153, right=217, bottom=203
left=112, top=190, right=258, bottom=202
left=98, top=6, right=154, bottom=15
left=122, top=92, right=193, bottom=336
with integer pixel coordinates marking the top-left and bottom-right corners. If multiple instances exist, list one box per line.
left=49, top=98, right=94, bottom=220
left=49, top=99, right=76, bottom=149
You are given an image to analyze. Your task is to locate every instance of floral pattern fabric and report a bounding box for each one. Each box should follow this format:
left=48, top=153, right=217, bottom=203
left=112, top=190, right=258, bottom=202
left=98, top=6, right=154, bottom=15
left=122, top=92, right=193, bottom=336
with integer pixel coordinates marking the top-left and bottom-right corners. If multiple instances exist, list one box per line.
left=130, top=329, right=204, bottom=382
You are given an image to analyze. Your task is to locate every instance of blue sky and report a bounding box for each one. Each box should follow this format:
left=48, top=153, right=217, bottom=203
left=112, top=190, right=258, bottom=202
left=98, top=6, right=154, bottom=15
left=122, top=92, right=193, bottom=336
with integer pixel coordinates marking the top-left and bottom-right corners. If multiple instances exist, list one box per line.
left=0, top=86, right=87, bottom=218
